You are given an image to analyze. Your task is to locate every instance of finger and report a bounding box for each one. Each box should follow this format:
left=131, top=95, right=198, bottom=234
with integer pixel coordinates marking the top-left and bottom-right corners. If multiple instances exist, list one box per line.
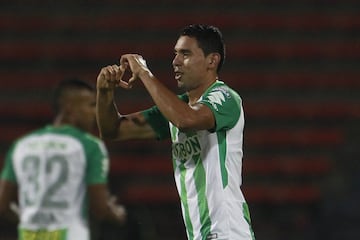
left=119, top=62, right=128, bottom=72
left=99, top=67, right=111, bottom=79
left=117, top=79, right=132, bottom=89
left=110, top=65, right=122, bottom=83
left=114, top=65, right=123, bottom=81
left=120, top=54, right=130, bottom=66
left=96, top=68, right=105, bottom=82
left=109, top=65, right=118, bottom=82
left=103, top=66, right=120, bottom=88
left=103, top=66, right=113, bottom=82
left=128, top=74, right=137, bottom=85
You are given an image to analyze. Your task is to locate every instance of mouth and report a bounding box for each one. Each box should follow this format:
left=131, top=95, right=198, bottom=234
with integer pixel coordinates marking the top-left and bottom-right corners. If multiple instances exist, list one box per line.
left=174, top=71, right=182, bottom=81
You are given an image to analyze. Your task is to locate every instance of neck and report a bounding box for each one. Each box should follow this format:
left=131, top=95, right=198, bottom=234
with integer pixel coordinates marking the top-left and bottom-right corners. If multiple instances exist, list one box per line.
left=187, top=78, right=217, bottom=105
left=53, top=113, right=70, bottom=127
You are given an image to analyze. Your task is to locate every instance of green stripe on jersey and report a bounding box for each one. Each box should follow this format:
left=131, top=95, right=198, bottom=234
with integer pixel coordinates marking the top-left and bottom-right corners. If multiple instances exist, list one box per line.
left=217, top=131, right=228, bottom=188
left=179, top=163, right=194, bottom=240
left=171, top=125, right=179, bottom=172
left=243, top=202, right=256, bottom=240
left=193, top=154, right=212, bottom=239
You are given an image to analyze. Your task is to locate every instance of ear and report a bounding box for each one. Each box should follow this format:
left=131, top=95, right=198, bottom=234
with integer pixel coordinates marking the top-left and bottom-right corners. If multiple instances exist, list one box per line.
left=207, top=53, right=220, bottom=70
left=60, top=102, right=77, bottom=121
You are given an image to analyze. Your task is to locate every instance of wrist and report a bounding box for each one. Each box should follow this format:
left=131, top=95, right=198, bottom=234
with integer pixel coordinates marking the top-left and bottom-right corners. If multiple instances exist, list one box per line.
left=97, top=86, right=115, bottom=94
left=97, top=88, right=115, bottom=102
left=138, top=69, right=154, bottom=81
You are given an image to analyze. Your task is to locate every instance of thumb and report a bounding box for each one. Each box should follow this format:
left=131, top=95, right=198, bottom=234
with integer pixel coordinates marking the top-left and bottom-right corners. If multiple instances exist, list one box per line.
left=128, top=73, right=138, bottom=87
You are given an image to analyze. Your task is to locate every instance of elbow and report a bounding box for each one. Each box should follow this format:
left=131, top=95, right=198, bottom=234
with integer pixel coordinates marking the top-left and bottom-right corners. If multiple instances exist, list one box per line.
left=177, top=125, right=192, bottom=133
left=172, top=118, right=195, bottom=133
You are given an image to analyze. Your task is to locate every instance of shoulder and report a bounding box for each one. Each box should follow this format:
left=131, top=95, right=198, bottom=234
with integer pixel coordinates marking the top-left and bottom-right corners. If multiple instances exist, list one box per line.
left=72, top=129, right=107, bottom=155
left=53, top=125, right=107, bottom=154
left=11, top=126, right=48, bottom=148
left=201, top=81, right=241, bottom=111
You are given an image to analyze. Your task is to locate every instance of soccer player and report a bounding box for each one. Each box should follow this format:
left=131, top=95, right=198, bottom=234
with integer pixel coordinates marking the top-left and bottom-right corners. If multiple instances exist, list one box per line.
left=0, top=79, right=126, bottom=240
left=96, top=24, right=255, bottom=240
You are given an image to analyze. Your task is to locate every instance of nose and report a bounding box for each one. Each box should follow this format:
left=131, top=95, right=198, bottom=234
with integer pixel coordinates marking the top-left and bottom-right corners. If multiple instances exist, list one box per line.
left=172, top=54, right=181, bottom=67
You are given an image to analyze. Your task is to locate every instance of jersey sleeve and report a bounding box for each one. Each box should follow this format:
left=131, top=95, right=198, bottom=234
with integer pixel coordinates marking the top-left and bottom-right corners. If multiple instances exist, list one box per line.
left=142, top=106, right=170, bottom=140
left=199, top=86, right=242, bottom=132
left=141, top=94, right=189, bottom=140
left=0, top=143, right=17, bottom=182
left=85, top=137, right=109, bottom=185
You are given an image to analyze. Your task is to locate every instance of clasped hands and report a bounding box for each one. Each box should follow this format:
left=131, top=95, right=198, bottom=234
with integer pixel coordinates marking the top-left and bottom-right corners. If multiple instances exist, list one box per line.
left=97, top=54, right=150, bottom=90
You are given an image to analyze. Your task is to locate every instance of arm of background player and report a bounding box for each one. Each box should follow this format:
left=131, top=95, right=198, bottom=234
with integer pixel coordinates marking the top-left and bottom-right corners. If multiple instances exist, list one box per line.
left=88, top=184, right=126, bottom=225
left=0, top=180, right=19, bottom=223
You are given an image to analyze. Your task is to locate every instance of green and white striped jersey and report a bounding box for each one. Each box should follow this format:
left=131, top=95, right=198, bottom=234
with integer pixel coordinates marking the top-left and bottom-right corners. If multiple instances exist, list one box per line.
left=143, top=81, right=255, bottom=240
left=1, top=125, right=109, bottom=240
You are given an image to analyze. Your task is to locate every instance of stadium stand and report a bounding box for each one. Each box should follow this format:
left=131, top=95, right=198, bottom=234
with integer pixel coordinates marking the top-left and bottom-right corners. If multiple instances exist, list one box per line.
left=0, top=1, right=359, bottom=239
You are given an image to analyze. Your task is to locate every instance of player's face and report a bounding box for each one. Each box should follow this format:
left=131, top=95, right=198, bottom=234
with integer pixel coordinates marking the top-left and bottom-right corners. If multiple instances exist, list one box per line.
left=71, top=89, right=96, bottom=132
left=172, top=36, right=209, bottom=92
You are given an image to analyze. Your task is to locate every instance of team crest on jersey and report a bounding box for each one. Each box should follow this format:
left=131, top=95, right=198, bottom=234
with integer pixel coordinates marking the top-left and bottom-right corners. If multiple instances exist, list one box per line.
left=206, top=87, right=230, bottom=111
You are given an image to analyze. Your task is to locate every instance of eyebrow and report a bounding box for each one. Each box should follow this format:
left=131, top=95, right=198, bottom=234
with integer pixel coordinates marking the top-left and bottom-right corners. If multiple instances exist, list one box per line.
left=175, top=48, right=192, bottom=55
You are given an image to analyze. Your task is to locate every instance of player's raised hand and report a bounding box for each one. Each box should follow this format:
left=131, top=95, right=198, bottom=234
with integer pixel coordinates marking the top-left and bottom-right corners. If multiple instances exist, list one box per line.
left=96, top=64, right=130, bottom=90
left=120, top=54, right=152, bottom=87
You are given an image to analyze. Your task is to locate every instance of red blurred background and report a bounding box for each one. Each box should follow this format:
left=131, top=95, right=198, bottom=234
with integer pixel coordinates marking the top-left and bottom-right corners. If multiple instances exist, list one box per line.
left=0, top=0, right=359, bottom=239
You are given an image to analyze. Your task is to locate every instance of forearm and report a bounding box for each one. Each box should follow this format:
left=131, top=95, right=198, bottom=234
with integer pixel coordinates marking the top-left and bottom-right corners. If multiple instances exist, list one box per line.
left=0, top=181, right=18, bottom=224
left=96, top=89, right=121, bottom=140
left=139, top=71, right=194, bottom=130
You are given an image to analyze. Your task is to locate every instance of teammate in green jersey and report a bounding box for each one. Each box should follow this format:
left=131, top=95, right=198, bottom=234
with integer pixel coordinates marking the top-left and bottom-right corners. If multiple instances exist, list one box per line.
left=0, top=79, right=126, bottom=240
left=96, top=24, right=255, bottom=240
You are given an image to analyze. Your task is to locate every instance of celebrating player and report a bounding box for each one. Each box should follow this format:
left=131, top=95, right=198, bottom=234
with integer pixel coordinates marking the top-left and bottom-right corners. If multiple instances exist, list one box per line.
left=96, top=24, right=255, bottom=240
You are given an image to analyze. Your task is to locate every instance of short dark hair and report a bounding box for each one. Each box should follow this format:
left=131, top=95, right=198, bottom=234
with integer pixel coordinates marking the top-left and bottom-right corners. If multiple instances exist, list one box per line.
left=179, top=24, right=225, bottom=73
left=52, top=78, right=94, bottom=114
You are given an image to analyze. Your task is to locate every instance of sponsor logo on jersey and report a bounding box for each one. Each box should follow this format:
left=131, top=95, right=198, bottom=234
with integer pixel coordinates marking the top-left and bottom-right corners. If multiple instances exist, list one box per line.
left=172, top=135, right=201, bottom=162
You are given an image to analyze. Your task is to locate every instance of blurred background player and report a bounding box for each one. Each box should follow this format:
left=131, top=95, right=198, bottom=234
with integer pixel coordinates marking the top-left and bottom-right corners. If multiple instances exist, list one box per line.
left=0, top=78, right=126, bottom=240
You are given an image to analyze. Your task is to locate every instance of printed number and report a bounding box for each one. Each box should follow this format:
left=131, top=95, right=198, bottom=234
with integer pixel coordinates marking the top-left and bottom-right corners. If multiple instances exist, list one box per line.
left=22, top=156, right=40, bottom=206
left=22, top=155, right=69, bottom=209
